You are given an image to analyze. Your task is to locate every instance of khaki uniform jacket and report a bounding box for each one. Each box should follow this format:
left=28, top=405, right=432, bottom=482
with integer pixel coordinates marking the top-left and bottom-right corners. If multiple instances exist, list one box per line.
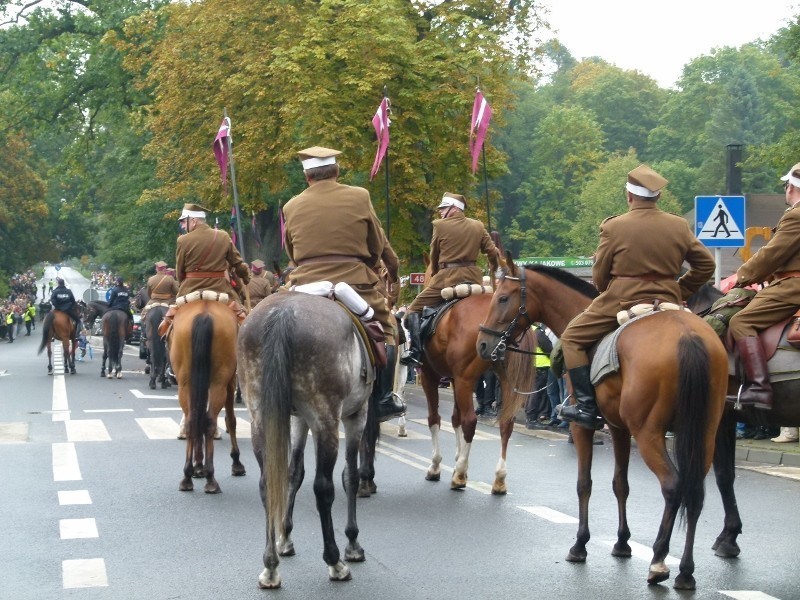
left=561, top=202, right=715, bottom=366
left=176, top=222, right=249, bottom=298
left=146, top=273, right=178, bottom=303
left=729, top=203, right=800, bottom=338
left=283, top=179, right=393, bottom=334
left=408, top=213, right=500, bottom=312
left=243, top=275, right=271, bottom=308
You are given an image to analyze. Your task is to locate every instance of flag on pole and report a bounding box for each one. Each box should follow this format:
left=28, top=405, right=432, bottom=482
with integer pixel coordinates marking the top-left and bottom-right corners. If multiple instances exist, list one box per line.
left=230, top=206, right=238, bottom=248
left=370, top=97, right=390, bottom=180
left=469, top=90, right=492, bottom=174
left=213, top=117, right=231, bottom=193
left=251, top=212, right=261, bottom=248
left=279, top=203, right=286, bottom=250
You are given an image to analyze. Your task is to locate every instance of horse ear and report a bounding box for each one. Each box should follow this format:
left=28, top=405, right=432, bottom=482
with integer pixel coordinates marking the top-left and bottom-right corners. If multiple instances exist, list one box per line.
left=505, top=251, right=518, bottom=277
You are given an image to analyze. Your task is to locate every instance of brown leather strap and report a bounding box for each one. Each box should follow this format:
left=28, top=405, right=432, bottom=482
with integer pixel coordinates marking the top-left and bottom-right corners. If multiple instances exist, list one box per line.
left=184, top=271, right=226, bottom=278
left=296, top=254, right=365, bottom=266
left=775, top=270, right=800, bottom=279
left=614, top=274, right=673, bottom=282
left=439, top=261, right=477, bottom=269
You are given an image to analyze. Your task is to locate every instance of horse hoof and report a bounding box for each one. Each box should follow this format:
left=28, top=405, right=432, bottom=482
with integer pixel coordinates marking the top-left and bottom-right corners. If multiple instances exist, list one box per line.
left=178, top=479, right=193, bottom=492
left=100, top=372, right=105, bottom=378
left=70, top=369, right=76, bottom=375
left=116, top=373, right=122, bottom=379
left=713, top=539, right=741, bottom=558
left=611, top=543, right=632, bottom=558
left=204, top=482, right=221, bottom=494
left=647, top=564, right=670, bottom=585
left=357, top=481, right=372, bottom=498
left=106, top=373, right=113, bottom=379
left=673, top=573, right=696, bottom=590
left=257, top=568, right=281, bottom=589
left=232, top=464, right=246, bottom=477
left=566, top=547, right=587, bottom=563
left=345, top=544, right=365, bottom=562
left=278, top=539, right=295, bottom=556
left=327, top=561, right=351, bottom=581
left=425, top=470, right=441, bottom=482
left=450, top=474, right=467, bottom=490
left=149, top=382, right=156, bottom=390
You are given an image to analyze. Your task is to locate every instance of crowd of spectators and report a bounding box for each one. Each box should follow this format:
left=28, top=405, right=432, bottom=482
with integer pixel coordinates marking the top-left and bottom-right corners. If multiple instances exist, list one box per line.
left=1, top=271, right=39, bottom=342
left=90, top=271, right=118, bottom=289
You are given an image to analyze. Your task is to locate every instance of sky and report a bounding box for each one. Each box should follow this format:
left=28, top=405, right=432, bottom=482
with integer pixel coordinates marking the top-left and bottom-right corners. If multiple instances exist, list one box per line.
left=541, top=0, right=799, bottom=88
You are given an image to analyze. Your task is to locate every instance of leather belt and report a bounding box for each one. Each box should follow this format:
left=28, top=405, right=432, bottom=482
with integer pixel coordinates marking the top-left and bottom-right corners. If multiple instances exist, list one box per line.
left=439, top=261, right=477, bottom=269
left=184, top=271, right=226, bottom=278
left=614, top=274, right=673, bottom=282
left=775, top=271, right=800, bottom=279
left=296, top=255, right=364, bottom=266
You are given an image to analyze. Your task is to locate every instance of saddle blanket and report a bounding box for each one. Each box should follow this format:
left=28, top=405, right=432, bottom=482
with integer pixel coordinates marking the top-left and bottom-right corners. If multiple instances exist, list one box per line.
left=591, top=311, right=660, bottom=385
left=175, top=290, right=230, bottom=306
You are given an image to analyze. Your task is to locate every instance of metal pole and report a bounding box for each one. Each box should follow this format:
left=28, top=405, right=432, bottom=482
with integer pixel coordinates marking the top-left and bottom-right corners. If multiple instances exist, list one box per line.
left=481, top=145, right=491, bottom=232
left=224, top=108, right=246, bottom=262
left=383, top=86, right=390, bottom=240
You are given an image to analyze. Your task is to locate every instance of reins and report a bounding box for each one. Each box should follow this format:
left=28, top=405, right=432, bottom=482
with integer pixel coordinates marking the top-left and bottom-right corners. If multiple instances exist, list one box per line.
left=478, top=267, right=534, bottom=361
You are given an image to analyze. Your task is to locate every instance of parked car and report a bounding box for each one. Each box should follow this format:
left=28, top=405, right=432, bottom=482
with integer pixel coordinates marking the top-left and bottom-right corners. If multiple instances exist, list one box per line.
left=127, top=313, right=142, bottom=346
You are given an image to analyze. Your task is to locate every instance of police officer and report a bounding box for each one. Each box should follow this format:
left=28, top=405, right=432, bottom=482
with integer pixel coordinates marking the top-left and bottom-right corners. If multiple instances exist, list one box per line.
left=559, top=165, right=715, bottom=429
left=282, top=145, right=403, bottom=420
left=175, top=203, right=250, bottom=299
left=49, top=277, right=82, bottom=336
left=243, top=259, right=272, bottom=308
left=728, top=162, right=800, bottom=410
left=400, top=192, right=502, bottom=366
left=108, top=276, right=133, bottom=330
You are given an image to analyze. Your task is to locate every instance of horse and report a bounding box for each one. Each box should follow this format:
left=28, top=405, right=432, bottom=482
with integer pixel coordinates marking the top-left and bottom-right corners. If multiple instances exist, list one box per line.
left=135, top=288, right=172, bottom=389
left=169, top=299, right=245, bottom=493
left=99, top=309, right=129, bottom=379
left=237, top=292, right=373, bottom=588
left=38, top=310, right=77, bottom=375
left=476, top=260, right=728, bottom=590
left=686, top=282, right=800, bottom=559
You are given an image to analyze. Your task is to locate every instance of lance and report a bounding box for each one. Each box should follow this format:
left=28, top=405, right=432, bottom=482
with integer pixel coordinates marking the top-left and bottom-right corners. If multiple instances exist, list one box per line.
left=224, top=108, right=246, bottom=262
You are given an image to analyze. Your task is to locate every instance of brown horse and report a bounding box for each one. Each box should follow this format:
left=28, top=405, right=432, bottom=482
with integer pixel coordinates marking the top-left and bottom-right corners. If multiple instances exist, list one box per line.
left=414, top=288, right=534, bottom=493
left=100, top=309, right=129, bottom=379
left=38, top=310, right=77, bottom=375
left=476, top=260, right=727, bottom=590
left=169, top=300, right=245, bottom=493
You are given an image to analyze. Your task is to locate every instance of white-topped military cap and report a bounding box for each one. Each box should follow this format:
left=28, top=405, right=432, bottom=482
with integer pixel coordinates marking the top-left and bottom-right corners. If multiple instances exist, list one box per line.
left=780, top=162, right=800, bottom=188
left=178, top=203, right=210, bottom=221
left=437, top=192, right=467, bottom=211
left=297, top=146, right=341, bottom=170
left=626, top=164, right=668, bottom=198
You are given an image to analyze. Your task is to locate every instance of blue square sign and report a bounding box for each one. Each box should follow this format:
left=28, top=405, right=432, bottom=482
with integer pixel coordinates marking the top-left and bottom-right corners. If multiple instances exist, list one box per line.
left=694, top=196, right=746, bottom=248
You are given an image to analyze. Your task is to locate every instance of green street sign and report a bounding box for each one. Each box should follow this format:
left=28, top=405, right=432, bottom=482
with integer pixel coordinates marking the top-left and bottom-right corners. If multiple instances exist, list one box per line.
left=516, top=256, right=593, bottom=268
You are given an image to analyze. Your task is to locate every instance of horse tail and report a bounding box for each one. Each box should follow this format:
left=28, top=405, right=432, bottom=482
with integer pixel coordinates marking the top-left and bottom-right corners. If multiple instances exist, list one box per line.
left=106, top=313, right=123, bottom=369
left=259, top=305, right=293, bottom=539
left=189, top=314, right=213, bottom=442
left=38, top=312, right=55, bottom=354
left=674, top=333, right=711, bottom=523
left=498, top=327, right=537, bottom=424
left=148, top=309, right=165, bottom=374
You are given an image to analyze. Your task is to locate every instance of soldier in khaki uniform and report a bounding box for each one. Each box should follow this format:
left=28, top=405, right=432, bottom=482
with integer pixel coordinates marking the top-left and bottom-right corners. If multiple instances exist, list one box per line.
left=175, top=203, right=250, bottom=299
left=283, top=145, right=404, bottom=420
left=243, top=259, right=272, bottom=308
left=400, top=192, right=502, bottom=366
left=146, top=261, right=178, bottom=304
left=559, top=165, right=715, bottom=429
left=728, top=162, right=800, bottom=410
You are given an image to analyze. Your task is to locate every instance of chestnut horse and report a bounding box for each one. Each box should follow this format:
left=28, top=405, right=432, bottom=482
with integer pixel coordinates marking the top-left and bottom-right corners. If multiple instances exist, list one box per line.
left=476, top=260, right=727, bottom=590
left=237, top=292, right=373, bottom=588
left=169, top=300, right=245, bottom=493
left=38, top=310, right=77, bottom=375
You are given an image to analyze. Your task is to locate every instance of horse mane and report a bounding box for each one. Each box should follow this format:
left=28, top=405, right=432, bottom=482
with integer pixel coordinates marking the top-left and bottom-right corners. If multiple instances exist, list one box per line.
left=522, top=264, right=599, bottom=299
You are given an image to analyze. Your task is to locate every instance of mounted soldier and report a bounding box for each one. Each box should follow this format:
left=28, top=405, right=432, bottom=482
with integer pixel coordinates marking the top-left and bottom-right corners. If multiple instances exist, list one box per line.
left=400, top=192, right=502, bottom=366
left=241, top=259, right=272, bottom=309
left=49, top=277, right=82, bottom=337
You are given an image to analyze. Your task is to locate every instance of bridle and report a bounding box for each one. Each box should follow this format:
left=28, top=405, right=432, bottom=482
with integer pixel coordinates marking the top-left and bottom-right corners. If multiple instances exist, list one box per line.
left=478, top=267, right=535, bottom=361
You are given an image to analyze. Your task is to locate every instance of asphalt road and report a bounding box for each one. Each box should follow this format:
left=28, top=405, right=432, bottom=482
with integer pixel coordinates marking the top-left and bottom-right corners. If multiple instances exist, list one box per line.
left=1, top=274, right=799, bottom=600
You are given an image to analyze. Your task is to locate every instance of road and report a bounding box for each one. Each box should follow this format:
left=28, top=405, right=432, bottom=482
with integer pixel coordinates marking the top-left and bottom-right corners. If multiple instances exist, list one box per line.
left=1, top=269, right=798, bottom=599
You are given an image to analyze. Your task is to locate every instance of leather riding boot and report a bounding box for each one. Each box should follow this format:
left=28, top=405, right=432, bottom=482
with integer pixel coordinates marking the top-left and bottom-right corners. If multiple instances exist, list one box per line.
left=375, top=344, right=406, bottom=422
left=558, top=365, right=601, bottom=430
left=735, top=336, right=773, bottom=409
left=399, top=312, right=422, bottom=366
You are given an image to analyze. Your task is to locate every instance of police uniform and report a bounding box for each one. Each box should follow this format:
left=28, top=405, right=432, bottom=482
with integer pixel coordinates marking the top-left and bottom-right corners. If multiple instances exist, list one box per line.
left=283, top=146, right=394, bottom=339
left=175, top=203, right=250, bottom=298
left=146, top=261, right=178, bottom=303
left=559, top=165, right=715, bottom=429
left=50, top=279, right=81, bottom=334
left=243, top=260, right=272, bottom=308
left=727, top=162, right=800, bottom=409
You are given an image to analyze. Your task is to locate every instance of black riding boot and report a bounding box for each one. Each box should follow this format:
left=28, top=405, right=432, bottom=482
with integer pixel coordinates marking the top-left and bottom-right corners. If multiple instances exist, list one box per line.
left=559, top=365, right=602, bottom=430
left=735, top=336, right=773, bottom=409
left=375, top=344, right=406, bottom=421
left=399, top=312, right=422, bottom=366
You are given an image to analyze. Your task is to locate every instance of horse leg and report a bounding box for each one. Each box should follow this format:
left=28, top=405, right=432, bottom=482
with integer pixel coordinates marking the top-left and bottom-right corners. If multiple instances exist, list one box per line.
left=100, top=346, right=108, bottom=378
left=636, top=433, right=679, bottom=585
left=608, top=427, right=632, bottom=557
left=342, top=413, right=366, bottom=562
left=566, top=425, right=597, bottom=563
left=357, top=393, right=378, bottom=497
left=47, top=343, right=53, bottom=374
left=116, top=347, right=123, bottom=378
left=420, top=367, right=443, bottom=482
left=451, top=376, right=478, bottom=490
left=711, top=411, right=742, bottom=558
left=312, top=428, right=350, bottom=581
left=252, top=421, right=281, bottom=589
left=178, top=387, right=194, bottom=491
left=493, top=416, right=513, bottom=495
left=279, top=416, right=308, bottom=557
left=69, top=340, right=77, bottom=375
left=225, top=379, right=246, bottom=477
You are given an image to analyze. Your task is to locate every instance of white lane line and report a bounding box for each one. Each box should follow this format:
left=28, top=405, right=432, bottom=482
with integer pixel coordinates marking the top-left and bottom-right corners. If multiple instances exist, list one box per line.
left=60, top=518, right=98, bottom=539
left=130, top=389, right=178, bottom=400
left=147, top=407, right=182, bottom=412
left=217, top=416, right=251, bottom=439
left=518, top=505, right=578, bottom=524
left=0, top=422, right=28, bottom=443
left=136, top=417, right=179, bottom=440
left=83, top=409, right=133, bottom=413
left=597, top=539, right=679, bottom=567
left=58, top=490, right=92, bottom=505
left=409, top=418, right=498, bottom=440
left=52, top=374, right=69, bottom=422
left=379, top=421, right=429, bottom=439
left=65, top=420, right=111, bottom=442
left=720, top=592, right=782, bottom=599
left=52, top=443, right=82, bottom=481
left=62, top=558, right=108, bottom=589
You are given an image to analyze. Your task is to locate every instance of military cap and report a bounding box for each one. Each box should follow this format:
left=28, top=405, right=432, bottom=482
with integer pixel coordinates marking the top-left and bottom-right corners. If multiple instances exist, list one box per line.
left=165, top=267, right=176, bottom=276
left=178, top=203, right=210, bottom=221
left=626, top=165, right=668, bottom=198
left=154, top=261, right=167, bottom=269
left=780, top=162, right=800, bottom=188
left=297, top=146, right=341, bottom=170
left=250, top=259, right=265, bottom=273
left=437, top=192, right=466, bottom=211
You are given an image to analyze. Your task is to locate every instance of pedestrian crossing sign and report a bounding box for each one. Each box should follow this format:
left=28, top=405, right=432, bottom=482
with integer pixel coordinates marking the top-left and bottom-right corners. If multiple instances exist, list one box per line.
left=694, top=196, right=746, bottom=248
